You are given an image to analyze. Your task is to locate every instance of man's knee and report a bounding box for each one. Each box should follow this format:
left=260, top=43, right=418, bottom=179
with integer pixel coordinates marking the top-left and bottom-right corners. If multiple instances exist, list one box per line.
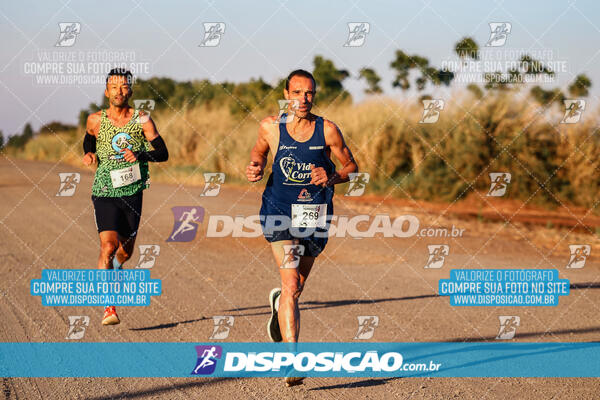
left=282, top=281, right=304, bottom=301
left=293, top=283, right=304, bottom=300
left=117, top=245, right=134, bottom=261
left=100, top=240, right=118, bottom=256
left=117, top=235, right=136, bottom=261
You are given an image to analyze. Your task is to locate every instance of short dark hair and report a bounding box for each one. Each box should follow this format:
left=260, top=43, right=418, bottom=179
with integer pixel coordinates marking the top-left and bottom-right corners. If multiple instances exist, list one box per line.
left=285, top=69, right=316, bottom=91
left=106, top=68, right=134, bottom=86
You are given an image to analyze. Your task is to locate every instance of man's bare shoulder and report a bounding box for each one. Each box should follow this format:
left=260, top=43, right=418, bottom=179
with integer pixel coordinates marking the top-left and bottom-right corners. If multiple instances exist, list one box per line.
left=87, top=110, right=102, bottom=122
left=259, top=116, right=279, bottom=135
left=86, top=111, right=102, bottom=134
left=323, top=118, right=341, bottom=132
left=138, top=110, right=156, bottom=126
left=322, top=118, right=343, bottom=142
left=260, top=115, right=278, bottom=126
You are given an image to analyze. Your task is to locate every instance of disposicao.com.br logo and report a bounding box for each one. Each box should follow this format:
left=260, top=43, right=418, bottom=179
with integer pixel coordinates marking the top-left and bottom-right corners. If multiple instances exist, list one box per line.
left=203, top=213, right=465, bottom=239
left=190, top=343, right=442, bottom=377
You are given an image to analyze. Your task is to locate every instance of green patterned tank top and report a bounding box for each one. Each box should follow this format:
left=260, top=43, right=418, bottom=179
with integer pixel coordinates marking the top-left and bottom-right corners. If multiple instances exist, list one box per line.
left=91, top=109, right=150, bottom=197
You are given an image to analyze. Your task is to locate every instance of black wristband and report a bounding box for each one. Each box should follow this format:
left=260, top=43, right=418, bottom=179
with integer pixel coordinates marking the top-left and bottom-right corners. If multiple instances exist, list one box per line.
left=136, top=136, right=168, bottom=162
left=136, top=151, right=149, bottom=162
left=83, top=132, right=96, bottom=154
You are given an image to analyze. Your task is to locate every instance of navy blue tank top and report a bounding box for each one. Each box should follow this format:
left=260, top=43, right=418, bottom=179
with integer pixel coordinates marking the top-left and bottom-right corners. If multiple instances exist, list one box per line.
left=261, top=114, right=335, bottom=216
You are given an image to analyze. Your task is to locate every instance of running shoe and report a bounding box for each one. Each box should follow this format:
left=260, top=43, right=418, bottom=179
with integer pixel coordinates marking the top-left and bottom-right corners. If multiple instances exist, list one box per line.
left=267, top=288, right=282, bottom=342
left=284, top=376, right=305, bottom=387
left=102, top=306, right=120, bottom=325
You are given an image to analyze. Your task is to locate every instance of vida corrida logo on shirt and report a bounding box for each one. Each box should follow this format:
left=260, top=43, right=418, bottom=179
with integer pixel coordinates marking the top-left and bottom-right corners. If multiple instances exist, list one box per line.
left=279, top=156, right=312, bottom=185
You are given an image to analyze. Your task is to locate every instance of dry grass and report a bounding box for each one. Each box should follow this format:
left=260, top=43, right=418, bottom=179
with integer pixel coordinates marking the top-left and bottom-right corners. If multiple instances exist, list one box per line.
left=8, top=93, right=600, bottom=209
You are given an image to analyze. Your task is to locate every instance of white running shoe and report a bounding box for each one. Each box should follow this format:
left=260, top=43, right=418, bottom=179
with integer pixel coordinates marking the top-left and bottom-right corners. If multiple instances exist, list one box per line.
left=267, top=288, right=282, bottom=342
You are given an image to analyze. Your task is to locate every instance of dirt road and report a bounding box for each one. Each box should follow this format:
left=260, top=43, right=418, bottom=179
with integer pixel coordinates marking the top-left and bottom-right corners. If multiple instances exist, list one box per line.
left=1, top=158, right=599, bottom=399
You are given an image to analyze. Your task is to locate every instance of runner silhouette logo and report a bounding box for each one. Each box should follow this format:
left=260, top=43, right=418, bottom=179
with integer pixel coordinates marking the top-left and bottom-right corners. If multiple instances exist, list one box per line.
left=192, top=345, right=222, bottom=375
left=486, top=22, right=511, bottom=47
left=136, top=245, right=160, bottom=268
left=167, top=207, right=205, bottom=242
left=56, top=173, right=80, bottom=196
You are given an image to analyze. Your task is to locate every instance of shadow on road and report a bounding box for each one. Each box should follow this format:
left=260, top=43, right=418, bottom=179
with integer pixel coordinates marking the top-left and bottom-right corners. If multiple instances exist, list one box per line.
left=223, top=294, right=440, bottom=317
left=129, top=317, right=209, bottom=331
left=127, top=282, right=598, bottom=331
left=85, top=378, right=235, bottom=400
left=222, top=281, right=600, bottom=317
left=447, top=325, right=600, bottom=342
left=310, top=340, right=600, bottom=391
left=309, top=378, right=396, bottom=391
left=570, top=282, right=600, bottom=289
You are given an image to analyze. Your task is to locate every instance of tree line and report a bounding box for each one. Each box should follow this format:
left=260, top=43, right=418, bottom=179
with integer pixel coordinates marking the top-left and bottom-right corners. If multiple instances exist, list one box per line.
left=3, top=36, right=591, bottom=149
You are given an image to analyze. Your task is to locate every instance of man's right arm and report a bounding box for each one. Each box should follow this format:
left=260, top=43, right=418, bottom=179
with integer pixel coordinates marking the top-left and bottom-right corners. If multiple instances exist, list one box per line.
left=83, top=112, right=100, bottom=166
left=246, top=117, right=274, bottom=182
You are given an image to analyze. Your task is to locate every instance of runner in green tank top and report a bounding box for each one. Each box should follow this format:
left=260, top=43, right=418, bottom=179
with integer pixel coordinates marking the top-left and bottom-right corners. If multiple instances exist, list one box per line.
left=91, top=108, right=150, bottom=198
left=82, top=69, right=169, bottom=326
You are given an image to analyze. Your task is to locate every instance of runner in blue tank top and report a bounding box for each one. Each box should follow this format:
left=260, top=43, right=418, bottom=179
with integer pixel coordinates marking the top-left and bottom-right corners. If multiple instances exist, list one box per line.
left=259, top=112, right=335, bottom=247
left=246, top=70, right=358, bottom=387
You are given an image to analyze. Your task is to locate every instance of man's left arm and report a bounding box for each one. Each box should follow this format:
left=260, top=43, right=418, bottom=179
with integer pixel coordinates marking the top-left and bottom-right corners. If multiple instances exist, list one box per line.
left=122, top=113, right=169, bottom=163
left=310, top=120, right=358, bottom=187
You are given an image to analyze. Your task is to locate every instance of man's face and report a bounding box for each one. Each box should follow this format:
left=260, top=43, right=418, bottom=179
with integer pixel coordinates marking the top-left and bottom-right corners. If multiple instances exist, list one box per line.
left=284, top=75, right=315, bottom=118
left=105, top=75, right=132, bottom=107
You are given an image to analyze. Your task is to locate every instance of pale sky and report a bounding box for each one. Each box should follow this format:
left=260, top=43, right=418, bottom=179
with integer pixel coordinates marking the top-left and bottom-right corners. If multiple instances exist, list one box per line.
left=1, top=0, right=599, bottom=137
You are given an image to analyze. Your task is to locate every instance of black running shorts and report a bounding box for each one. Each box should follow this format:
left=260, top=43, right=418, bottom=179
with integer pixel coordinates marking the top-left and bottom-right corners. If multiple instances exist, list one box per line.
left=92, top=191, right=143, bottom=237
